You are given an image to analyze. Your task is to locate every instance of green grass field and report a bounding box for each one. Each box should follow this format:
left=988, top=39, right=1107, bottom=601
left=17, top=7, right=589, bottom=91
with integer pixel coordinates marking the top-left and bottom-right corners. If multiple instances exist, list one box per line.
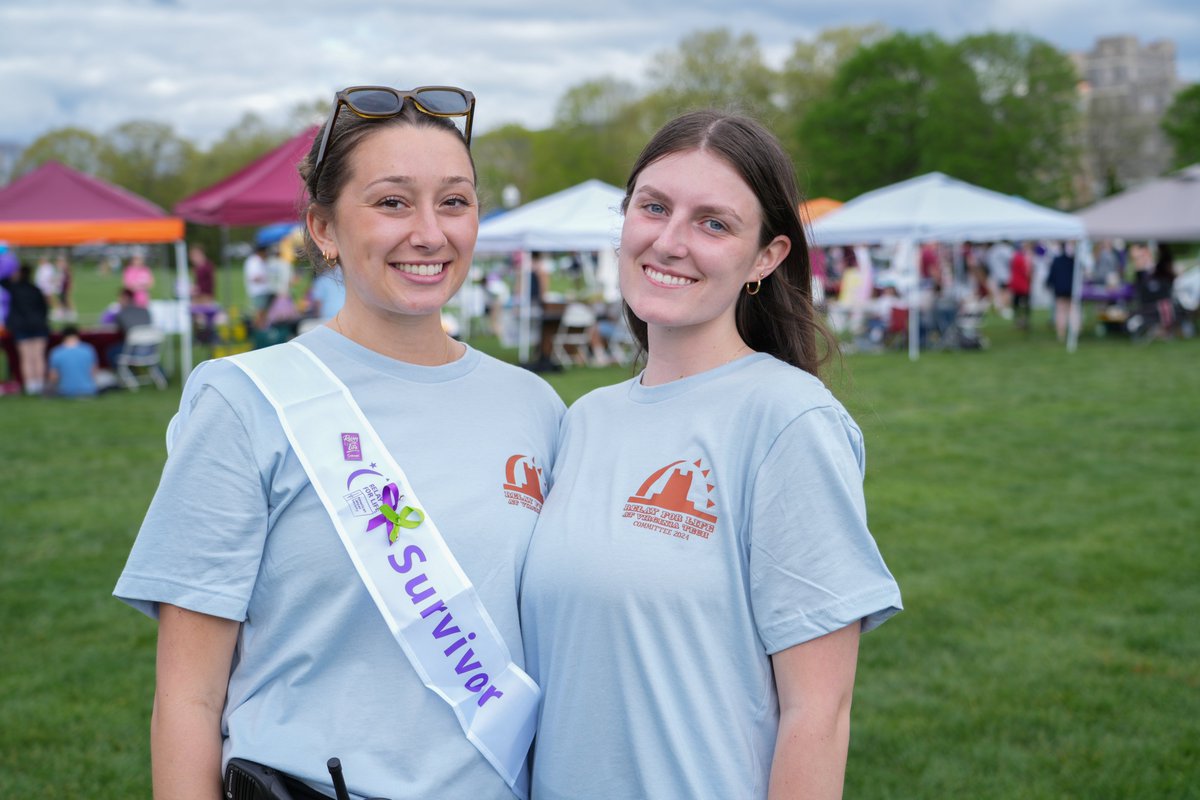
left=1, top=266, right=1198, bottom=797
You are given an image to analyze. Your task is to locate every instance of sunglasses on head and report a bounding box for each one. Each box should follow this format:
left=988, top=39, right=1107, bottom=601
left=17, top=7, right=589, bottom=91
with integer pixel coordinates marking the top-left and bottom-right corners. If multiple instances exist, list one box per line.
left=311, top=85, right=476, bottom=184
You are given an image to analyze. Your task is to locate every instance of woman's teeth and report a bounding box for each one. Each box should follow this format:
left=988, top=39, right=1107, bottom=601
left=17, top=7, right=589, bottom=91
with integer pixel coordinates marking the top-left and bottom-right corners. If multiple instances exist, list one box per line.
left=645, top=266, right=695, bottom=286
left=394, top=263, right=445, bottom=276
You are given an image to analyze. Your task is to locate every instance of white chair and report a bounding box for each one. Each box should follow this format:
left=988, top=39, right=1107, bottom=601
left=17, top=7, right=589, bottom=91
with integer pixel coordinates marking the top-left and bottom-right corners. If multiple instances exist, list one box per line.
left=551, top=302, right=598, bottom=366
left=116, top=325, right=168, bottom=390
left=600, top=311, right=638, bottom=367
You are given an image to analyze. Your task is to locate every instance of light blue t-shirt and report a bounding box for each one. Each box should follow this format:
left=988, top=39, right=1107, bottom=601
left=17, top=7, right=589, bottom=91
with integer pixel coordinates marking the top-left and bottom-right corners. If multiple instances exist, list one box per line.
left=114, top=325, right=564, bottom=800
left=49, top=340, right=97, bottom=396
left=520, top=353, right=901, bottom=800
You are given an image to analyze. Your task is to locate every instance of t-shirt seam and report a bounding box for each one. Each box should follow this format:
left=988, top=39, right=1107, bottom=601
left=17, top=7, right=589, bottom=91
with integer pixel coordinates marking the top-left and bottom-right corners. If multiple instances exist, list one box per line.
left=748, top=403, right=847, bottom=512
left=190, top=371, right=275, bottom=490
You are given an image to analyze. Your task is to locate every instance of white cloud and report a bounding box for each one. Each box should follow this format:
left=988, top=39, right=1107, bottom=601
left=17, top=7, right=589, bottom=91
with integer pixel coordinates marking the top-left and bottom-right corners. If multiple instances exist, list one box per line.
left=0, top=0, right=1196, bottom=148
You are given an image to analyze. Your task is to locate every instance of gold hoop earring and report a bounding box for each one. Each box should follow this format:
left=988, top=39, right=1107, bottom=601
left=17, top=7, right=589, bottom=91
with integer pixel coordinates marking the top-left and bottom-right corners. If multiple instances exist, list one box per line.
left=745, top=279, right=762, bottom=296
left=322, top=250, right=338, bottom=266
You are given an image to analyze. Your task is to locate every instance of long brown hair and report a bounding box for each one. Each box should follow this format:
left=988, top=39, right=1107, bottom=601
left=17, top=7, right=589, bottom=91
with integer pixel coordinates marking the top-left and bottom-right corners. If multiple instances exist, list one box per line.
left=621, top=110, right=835, bottom=378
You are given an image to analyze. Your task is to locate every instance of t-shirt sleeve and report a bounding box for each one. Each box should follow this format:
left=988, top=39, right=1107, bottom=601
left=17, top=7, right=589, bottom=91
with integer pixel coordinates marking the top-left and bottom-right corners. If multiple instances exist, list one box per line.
left=749, top=405, right=902, bottom=654
left=113, top=372, right=271, bottom=622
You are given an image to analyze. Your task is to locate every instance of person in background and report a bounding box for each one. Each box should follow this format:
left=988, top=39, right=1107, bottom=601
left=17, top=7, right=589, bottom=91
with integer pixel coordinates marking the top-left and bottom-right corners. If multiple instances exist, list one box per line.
left=106, top=288, right=153, bottom=365
left=521, top=110, right=902, bottom=800
left=122, top=252, right=155, bottom=307
left=1092, top=240, right=1123, bottom=288
left=115, top=83, right=564, bottom=800
left=1, top=263, right=51, bottom=394
left=1135, top=243, right=1177, bottom=338
left=307, top=264, right=346, bottom=321
left=34, top=254, right=63, bottom=320
left=189, top=244, right=217, bottom=303
left=986, top=240, right=1014, bottom=318
left=243, top=243, right=273, bottom=322
left=47, top=325, right=98, bottom=397
left=56, top=254, right=76, bottom=322
left=1010, top=241, right=1033, bottom=331
left=1046, top=242, right=1077, bottom=342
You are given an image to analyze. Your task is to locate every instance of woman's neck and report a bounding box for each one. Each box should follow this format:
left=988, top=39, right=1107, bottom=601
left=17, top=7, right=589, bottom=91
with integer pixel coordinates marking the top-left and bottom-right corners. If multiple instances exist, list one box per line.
left=641, top=322, right=752, bottom=386
left=328, top=305, right=461, bottom=366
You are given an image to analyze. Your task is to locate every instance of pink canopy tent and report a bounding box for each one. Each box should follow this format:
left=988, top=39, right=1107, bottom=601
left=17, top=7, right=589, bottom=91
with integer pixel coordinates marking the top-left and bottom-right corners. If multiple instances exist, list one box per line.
left=0, top=160, right=192, bottom=376
left=0, top=161, right=183, bottom=245
left=174, top=125, right=318, bottom=226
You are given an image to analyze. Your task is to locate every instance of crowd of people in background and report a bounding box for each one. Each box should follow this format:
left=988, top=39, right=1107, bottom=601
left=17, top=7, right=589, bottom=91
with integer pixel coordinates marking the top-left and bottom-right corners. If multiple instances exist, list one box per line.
left=816, top=237, right=1197, bottom=351
left=0, top=228, right=1196, bottom=399
left=0, top=232, right=357, bottom=396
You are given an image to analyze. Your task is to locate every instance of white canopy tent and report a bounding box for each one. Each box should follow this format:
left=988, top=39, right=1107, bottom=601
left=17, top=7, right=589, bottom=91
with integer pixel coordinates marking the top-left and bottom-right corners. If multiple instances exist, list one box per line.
left=810, top=173, right=1088, bottom=358
left=475, top=179, right=625, bottom=362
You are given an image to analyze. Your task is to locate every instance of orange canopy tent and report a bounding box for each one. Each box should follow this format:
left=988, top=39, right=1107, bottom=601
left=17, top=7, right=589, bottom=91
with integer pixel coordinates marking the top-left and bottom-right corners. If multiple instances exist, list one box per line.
left=0, top=161, right=192, bottom=376
left=799, top=197, right=843, bottom=225
left=0, top=161, right=183, bottom=245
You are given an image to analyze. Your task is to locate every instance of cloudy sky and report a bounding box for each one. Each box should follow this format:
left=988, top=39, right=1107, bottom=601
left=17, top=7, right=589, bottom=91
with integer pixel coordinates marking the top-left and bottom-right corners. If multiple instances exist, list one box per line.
left=1, top=0, right=1197, bottom=149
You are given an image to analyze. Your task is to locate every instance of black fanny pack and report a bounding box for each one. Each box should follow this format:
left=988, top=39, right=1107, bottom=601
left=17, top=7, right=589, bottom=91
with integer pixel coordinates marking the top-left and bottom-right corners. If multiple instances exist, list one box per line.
left=224, top=757, right=390, bottom=800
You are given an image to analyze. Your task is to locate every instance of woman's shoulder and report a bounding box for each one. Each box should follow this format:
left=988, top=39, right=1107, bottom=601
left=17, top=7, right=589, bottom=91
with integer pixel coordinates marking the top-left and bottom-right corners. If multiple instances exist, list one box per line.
left=740, top=357, right=859, bottom=433
left=473, top=350, right=567, bottom=411
left=749, top=356, right=840, bottom=404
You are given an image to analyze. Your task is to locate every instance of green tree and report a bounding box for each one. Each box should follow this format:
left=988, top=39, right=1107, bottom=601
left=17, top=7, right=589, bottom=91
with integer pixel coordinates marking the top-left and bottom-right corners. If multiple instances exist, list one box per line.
left=105, top=120, right=197, bottom=210
left=11, top=127, right=109, bottom=178
left=1162, top=83, right=1200, bottom=169
left=800, top=33, right=989, bottom=199
left=193, top=111, right=293, bottom=191
left=644, top=28, right=777, bottom=121
left=473, top=123, right=539, bottom=211
left=547, top=79, right=659, bottom=194
left=954, top=32, right=1083, bottom=206
left=780, top=24, right=890, bottom=195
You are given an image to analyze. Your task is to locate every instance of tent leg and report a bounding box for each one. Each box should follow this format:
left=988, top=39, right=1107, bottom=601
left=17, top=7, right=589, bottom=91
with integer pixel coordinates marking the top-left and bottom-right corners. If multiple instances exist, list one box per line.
left=1066, top=239, right=1088, bottom=354
left=175, top=239, right=193, bottom=379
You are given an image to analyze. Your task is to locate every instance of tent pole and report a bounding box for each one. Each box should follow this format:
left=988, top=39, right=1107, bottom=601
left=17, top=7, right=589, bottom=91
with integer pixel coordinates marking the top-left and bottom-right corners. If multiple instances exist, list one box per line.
left=175, top=239, right=193, bottom=379
left=518, top=250, right=532, bottom=364
left=220, top=225, right=233, bottom=311
left=1066, top=238, right=1087, bottom=354
left=904, top=240, right=920, bottom=361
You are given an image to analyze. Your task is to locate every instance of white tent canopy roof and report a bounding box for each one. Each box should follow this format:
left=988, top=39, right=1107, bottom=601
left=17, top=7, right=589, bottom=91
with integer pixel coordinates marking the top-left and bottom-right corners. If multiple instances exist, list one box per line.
left=810, top=172, right=1086, bottom=246
left=476, top=179, right=625, bottom=253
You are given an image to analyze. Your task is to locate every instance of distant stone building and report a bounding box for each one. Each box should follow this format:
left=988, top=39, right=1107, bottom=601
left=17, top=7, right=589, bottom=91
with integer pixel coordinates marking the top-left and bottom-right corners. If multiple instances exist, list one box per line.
left=1074, top=35, right=1182, bottom=200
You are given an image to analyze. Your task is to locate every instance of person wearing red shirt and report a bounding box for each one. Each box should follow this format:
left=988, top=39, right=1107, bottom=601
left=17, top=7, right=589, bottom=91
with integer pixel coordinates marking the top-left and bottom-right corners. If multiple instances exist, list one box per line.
left=1010, top=242, right=1033, bottom=330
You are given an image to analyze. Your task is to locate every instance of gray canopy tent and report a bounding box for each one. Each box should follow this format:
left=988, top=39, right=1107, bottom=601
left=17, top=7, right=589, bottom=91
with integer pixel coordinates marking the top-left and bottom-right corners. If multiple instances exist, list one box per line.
left=1077, top=164, right=1200, bottom=241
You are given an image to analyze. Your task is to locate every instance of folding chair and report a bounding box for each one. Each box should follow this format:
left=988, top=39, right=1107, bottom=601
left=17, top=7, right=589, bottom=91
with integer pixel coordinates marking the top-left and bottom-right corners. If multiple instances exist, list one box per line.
left=550, top=302, right=598, bottom=366
left=116, top=325, right=168, bottom=390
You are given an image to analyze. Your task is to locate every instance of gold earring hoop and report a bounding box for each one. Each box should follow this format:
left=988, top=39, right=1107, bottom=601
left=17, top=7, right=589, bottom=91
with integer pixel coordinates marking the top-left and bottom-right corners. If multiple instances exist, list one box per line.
left=322, top=250, right=338, bottom=266
left=745, top=279, right=762, bottom=296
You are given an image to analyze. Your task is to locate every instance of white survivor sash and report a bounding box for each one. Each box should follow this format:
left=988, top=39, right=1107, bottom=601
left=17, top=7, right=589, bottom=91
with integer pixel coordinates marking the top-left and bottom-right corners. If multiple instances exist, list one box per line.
left=229, top=342, right=536, bottom=799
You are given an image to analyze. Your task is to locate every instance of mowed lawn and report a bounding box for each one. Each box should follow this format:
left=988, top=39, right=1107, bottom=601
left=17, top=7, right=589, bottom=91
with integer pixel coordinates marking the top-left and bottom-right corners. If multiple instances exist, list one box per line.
left=1, top=291, right=1197, bottom=797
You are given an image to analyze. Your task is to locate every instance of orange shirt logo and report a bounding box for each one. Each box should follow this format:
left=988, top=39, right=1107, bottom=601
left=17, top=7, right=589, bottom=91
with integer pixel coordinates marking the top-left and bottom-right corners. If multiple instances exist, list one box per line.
left=623, top=458, right=717, bottom=541
left=503, top=454, right=545, bottom=513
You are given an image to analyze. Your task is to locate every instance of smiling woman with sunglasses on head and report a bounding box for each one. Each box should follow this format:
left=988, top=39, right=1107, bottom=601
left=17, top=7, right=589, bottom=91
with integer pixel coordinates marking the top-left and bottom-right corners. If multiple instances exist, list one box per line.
left=115, top=86, right=563, bottom=800
left=520, top=111, right=902, bottom=800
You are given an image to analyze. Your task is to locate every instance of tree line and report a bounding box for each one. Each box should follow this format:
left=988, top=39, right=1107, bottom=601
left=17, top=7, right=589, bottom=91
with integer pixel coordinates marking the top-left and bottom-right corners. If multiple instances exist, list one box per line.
left=10, top=25, right=1200, bottom=232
